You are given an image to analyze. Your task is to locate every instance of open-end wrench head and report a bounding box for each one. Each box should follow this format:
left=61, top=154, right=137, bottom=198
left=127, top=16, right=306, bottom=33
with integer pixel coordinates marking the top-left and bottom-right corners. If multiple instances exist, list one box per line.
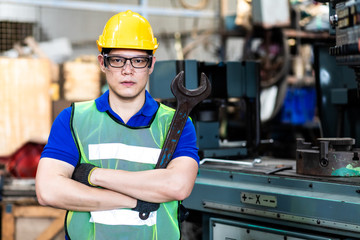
left=171, top=71, right=211, bottom=104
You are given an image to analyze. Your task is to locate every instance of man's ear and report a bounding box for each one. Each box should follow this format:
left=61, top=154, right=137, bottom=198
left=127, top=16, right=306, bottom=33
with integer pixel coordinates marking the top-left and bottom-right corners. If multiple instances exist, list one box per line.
left=98, top=54, right=106, bottom=72
left=149, top=56, right=156, bottom=75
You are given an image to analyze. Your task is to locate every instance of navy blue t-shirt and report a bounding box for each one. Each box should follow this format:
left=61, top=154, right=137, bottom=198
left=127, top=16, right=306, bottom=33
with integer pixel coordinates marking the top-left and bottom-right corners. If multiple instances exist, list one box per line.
left=41, top=90, right=200, bottom=166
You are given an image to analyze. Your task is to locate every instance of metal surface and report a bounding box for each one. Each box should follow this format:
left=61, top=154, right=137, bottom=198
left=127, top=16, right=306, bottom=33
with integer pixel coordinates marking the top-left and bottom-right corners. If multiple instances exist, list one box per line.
left=200, top=158, right=262, bottom=167
left=296, top=138, right=360, bottom=176
left=184, top=158, right=360, bottom=239
left=155, top=71, right=211, bottom=169
left=210, top=218, right=333, bottom=240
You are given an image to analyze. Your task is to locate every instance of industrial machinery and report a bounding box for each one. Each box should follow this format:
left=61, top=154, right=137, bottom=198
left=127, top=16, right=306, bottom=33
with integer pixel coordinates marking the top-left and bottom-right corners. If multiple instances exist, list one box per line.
left=151, top=60, right=360, bottom=240
left=150, top=59, right=261, bottom=160
left=149, top=1, right=360, bottom=239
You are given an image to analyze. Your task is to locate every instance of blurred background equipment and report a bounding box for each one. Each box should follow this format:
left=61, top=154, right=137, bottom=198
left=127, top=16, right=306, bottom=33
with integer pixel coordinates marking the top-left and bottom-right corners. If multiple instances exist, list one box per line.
left=150, top=59, right=261, bottom=159
left=4, top=142, right=44, bottom=178
left=181, top=1, right=360, bottom=240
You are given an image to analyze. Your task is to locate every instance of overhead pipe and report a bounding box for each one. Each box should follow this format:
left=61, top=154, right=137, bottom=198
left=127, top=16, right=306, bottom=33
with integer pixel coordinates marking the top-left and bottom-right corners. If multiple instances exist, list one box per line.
left=0, top=0, right=217, bottom=18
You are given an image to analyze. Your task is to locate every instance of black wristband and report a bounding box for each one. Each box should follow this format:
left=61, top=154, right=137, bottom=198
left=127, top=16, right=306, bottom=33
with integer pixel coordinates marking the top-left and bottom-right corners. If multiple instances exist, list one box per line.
left=72, top=163, right=97, bottom=187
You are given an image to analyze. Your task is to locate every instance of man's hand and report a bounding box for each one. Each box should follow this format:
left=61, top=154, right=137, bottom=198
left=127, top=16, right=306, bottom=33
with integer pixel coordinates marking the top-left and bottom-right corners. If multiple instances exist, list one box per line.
left=132, top=199, right=160, bottom=220
left=72, top=163, right=98, bottom=187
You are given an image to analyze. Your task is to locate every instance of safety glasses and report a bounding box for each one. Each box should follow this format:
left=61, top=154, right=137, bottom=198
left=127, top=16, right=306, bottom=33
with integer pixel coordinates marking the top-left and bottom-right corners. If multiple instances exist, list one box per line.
left=103, top=54, right=152, bottom=69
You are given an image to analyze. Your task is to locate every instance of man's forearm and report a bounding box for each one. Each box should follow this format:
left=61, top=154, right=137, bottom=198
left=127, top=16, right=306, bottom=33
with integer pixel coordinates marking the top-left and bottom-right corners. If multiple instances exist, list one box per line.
left=89, top=157, right=198, bottom=203
left=37, top=177, right=137, bottom=211
left=91, top=168, right=172, bottom=202
left=36, top=158, right=137, bottom=211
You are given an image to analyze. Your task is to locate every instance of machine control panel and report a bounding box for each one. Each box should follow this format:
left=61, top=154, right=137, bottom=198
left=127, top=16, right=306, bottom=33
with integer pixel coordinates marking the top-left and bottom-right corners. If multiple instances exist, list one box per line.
left=329, top=0, right=360, bottom=65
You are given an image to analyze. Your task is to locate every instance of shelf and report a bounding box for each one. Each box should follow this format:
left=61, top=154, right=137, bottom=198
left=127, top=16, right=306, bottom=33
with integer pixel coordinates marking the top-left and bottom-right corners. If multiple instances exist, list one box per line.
left=283, top=29, right=335, bottom=41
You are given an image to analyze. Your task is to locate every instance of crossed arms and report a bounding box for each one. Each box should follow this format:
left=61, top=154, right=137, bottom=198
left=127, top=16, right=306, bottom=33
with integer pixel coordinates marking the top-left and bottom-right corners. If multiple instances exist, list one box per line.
left=35, top=156, right=198, bottom=211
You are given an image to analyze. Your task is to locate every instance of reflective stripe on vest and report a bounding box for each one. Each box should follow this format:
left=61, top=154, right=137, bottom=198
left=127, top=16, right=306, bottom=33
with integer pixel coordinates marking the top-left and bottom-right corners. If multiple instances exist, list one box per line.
left=66, top=100, right=180, bottom=240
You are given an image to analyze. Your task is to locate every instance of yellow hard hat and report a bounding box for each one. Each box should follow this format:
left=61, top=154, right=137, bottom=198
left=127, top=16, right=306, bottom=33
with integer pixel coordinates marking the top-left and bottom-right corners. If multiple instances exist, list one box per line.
left=97, top=10, right=159, bottom=54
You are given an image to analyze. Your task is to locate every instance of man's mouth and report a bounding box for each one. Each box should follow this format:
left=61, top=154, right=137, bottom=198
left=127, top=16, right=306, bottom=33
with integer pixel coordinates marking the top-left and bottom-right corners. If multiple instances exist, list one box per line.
left=121, top=81, right=135, bottom=87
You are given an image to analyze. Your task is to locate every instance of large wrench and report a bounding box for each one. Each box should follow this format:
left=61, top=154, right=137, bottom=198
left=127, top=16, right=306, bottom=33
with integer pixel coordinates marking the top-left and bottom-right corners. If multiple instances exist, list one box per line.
left=155, top=71, right=211, bottom=169
left=139, top=71, right=211, bottom=220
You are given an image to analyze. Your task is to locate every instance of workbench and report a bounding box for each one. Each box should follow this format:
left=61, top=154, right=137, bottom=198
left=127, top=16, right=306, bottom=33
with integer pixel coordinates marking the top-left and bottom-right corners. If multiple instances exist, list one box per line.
left=2, top=200, right=66, bottom=240
left=1, top=178, right=66, bottom=240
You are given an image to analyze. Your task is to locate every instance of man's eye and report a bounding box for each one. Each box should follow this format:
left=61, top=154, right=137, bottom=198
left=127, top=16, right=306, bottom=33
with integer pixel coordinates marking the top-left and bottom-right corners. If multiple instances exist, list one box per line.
left=113, top=58, right=124, bottom=63
left=133, top=58, right=146, bottom=63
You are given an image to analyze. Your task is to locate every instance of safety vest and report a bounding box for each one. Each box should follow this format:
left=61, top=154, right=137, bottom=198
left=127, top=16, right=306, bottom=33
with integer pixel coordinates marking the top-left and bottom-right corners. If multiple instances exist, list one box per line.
left=65, top=100, right=180, bottom=240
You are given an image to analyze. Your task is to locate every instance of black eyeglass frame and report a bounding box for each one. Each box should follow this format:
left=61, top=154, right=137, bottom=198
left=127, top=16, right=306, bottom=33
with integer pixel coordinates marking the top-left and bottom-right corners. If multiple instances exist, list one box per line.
left=103, top=54, right=153, bottom=69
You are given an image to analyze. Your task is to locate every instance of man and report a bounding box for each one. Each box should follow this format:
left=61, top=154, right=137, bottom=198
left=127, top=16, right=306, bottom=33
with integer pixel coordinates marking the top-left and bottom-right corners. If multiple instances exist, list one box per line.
left=35, top=10, right=199, bottom=240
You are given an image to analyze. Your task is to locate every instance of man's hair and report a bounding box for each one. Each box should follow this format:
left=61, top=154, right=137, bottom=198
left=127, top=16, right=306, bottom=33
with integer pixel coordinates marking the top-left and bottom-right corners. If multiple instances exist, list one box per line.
left=101, top=48, right=153, bottom=56
left=101, top=48, right=112, bottom=55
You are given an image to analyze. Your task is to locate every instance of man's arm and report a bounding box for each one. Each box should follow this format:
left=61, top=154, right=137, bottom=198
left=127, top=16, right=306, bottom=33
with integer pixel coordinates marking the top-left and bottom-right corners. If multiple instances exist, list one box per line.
left=35, top=157, right=137, bottom=211
left=87, top=117, right=200, bottom=203
left=89, top=156, right=199, bottom=203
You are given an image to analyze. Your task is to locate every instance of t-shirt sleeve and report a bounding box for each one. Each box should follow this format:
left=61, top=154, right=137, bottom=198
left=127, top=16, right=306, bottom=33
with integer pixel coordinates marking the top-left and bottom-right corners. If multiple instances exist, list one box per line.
left=40, top=107, right=79, bottom=167
left=172, top=117, right=200, bottom=164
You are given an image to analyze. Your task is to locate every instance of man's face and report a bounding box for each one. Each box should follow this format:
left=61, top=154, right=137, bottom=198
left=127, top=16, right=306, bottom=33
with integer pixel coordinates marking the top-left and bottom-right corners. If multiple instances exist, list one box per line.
left=98, top=49, right=155, bottom=101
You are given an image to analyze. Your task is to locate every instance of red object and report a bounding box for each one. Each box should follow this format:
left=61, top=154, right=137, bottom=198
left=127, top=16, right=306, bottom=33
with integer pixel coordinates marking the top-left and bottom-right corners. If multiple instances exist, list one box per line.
left=4, top=142, right=44, bottom=178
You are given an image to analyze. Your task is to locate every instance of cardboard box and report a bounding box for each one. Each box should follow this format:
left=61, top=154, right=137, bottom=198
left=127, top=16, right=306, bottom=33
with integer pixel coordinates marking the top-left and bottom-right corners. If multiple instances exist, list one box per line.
left=0, top=57, right=52, bottom=156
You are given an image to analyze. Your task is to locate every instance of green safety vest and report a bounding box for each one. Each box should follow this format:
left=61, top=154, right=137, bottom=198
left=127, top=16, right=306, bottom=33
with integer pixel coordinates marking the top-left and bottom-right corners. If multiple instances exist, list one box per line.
left=65, top=100, right=181, bottom=240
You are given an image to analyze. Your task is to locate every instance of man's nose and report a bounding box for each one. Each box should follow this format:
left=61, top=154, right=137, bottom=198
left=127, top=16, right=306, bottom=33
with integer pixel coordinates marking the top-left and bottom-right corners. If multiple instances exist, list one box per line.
left=123, top=59, right=133, bottom=71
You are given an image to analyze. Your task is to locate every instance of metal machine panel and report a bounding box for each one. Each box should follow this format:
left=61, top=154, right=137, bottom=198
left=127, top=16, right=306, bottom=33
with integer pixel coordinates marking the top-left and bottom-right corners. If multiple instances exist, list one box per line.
left=184, top=60, right=198, bottom=89
left=184, top=160, right=360, bottom=239
left=149, top=60, right=177, bottom=99
left=196, top=121, right=219, bottom=149
left=210, top=218, right=332, bottom=240
left=227, top=61, right=259, bottom=98
left=227, top=61, right=245, bottom=98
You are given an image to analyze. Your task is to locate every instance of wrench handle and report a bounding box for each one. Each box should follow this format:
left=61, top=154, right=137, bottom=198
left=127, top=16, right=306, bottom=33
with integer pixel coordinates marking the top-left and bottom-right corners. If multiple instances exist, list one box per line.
left=155, top=108, right=189, bottom=169
left=155, top=71, right=211, bottom=169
